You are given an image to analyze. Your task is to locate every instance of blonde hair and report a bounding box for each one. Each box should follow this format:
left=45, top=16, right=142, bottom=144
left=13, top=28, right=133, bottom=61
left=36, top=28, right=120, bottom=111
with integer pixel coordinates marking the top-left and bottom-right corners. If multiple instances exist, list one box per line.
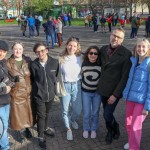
left=12, top=41, right=24, bottom=50
left=133, top=38, right=150, bottom=57
left=60, top=37, right=81, bottom=58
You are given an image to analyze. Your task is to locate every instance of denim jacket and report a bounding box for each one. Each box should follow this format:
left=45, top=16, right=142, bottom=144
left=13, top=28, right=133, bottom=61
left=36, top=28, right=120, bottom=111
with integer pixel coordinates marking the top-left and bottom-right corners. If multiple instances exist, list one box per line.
left=123, top=57, right=150, bottom=111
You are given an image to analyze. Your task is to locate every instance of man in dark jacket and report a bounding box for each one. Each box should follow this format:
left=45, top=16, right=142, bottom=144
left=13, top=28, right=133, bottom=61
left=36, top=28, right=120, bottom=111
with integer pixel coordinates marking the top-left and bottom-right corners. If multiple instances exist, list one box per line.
left=0, top=40, right=14, bottom=150
left=30, top=43, right=59, bottom=149
left=35, top=15, right=41, bottom=36
left=97, top=28, right=132, bottom=144
left=42, top=16, right=55, bottom=49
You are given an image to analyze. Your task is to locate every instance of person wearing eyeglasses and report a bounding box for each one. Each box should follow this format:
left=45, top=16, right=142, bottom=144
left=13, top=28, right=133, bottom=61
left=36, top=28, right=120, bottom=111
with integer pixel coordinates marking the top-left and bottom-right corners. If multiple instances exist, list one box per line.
left=30, top=43, right=59, bottom=149
left=57, top=37, right=82, bottom=141
left=97, top=28, right=132, bottom=144
left=6, top=42, right=33, bottom=143
left=81, top=46, right=101, bottom=139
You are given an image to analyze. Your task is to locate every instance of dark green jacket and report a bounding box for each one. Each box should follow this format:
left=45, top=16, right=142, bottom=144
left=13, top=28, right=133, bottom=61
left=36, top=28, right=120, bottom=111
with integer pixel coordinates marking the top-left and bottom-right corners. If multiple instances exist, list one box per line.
left=97, top=45, right=132, bottom=98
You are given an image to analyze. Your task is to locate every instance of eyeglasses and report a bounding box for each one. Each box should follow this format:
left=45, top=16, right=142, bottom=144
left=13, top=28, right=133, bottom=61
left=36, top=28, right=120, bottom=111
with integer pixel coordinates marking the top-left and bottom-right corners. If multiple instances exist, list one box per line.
left=111, top=34, right=123, bottom=39
left=88, top=52, right=98, bottom=55
left=35, top=49, right=46, bottom=54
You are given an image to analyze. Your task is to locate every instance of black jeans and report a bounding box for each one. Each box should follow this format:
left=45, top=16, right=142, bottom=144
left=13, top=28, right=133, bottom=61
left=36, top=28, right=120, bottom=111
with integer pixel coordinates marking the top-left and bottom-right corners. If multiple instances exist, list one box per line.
left=35, top=26, right=40, bottom=36
left=101, top=96, right=119, bottom=131
left=108, top=23, right=112, bottom=32
left=35, top=99, right=54, bottom=138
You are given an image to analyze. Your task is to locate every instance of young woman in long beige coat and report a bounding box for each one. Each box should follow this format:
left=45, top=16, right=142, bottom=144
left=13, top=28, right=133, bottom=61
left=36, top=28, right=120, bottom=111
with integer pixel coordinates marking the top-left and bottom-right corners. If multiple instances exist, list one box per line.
left=6, top=42, right=33, bottom=143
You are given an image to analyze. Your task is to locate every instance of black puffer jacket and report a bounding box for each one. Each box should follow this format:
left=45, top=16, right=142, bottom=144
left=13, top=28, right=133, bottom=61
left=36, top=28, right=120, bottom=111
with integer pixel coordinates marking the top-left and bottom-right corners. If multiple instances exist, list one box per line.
left=30, top=56, right=59, bottom=102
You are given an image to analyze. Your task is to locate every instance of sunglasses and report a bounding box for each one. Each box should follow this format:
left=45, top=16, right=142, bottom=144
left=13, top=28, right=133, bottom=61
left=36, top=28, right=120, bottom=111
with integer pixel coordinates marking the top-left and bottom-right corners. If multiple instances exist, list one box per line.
left=88, top=52, right=98, bottom=55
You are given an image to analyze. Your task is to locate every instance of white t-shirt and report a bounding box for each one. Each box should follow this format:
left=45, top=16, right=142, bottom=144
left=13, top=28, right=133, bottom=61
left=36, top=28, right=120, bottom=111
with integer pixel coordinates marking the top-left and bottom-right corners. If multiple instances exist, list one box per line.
left=38, top=15, right=43, bottom=22
left=61, top=55, right=81, bottom=82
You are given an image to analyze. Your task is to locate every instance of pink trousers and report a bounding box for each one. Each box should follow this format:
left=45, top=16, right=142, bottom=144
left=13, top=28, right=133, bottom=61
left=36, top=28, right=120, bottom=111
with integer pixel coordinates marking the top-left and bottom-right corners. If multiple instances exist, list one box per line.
left=126, top=100, right=146, bottom=150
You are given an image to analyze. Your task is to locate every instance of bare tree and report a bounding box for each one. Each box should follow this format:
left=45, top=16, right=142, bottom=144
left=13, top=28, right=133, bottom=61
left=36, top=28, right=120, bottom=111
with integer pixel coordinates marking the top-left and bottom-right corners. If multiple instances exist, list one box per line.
left=0, top=0, right=11, bottom=18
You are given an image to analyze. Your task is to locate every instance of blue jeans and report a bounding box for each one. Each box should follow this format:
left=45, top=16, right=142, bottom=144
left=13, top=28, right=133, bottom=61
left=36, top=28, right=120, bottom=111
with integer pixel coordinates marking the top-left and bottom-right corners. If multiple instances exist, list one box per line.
left=82, top=91, right=101, bottom=131
left=29, top=25, right=34, bottom=37
left=60, top=80, right=82, bottom=129
left=0, top=104, right=10, bottom=150
left=46, top=34, right=54, bottom=48
left=54, top=31, right=58, bottom=43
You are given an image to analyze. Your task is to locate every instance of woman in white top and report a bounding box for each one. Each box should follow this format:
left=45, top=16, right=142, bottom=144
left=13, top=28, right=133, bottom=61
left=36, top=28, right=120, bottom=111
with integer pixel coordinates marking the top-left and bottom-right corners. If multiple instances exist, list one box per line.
left=58, top=37, right=82, bottom=140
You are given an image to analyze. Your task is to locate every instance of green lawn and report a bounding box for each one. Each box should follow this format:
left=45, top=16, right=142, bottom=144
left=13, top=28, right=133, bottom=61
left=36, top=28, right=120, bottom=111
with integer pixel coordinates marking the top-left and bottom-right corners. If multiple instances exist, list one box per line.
left=1, top=18, right=145, bottom=27
left=0, top=18, right=85, bottom=26
left=0, top=19, right=17, bottom=25
left=71, top=18, right=84, bottom=26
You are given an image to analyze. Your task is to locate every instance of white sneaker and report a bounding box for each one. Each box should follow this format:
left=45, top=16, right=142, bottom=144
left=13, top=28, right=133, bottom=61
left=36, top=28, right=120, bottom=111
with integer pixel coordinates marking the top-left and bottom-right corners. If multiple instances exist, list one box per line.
left=124, top=143, right=129, bottom=150
left=91, top=131, right=96, bottom=139
left=67, top=130, right=73, bottom=140
left=70, top=119, right=79, bottom=129
left=83, top=131, right=89, bottom=138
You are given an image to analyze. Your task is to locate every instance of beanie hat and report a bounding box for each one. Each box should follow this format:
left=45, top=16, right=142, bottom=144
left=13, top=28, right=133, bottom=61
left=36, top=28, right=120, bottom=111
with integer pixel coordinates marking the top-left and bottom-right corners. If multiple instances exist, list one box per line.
left=0, top=40, right=9, bottom=51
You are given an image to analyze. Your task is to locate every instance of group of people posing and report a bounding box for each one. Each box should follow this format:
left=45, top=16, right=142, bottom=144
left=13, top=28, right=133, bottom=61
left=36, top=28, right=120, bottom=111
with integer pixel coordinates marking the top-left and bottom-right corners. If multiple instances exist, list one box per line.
left=0, top=27, right=150, bottom=150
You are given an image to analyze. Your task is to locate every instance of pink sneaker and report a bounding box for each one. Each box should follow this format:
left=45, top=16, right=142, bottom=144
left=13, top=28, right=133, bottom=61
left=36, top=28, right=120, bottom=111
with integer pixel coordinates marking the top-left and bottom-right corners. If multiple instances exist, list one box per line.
left=83, top=131, right=89, bottom=138
left=91, top=131, right=96, bottom=139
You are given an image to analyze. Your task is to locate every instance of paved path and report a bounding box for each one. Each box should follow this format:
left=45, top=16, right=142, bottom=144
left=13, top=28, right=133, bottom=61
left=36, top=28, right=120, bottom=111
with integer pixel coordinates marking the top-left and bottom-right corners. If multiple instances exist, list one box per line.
left=0, top=24, right=150, bottom=150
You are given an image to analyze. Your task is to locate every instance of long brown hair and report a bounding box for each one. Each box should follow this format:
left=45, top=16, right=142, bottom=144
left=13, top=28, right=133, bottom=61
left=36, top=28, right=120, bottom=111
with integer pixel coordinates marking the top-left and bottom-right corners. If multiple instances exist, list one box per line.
left=60, top=36, right=81, bottom=57
left=132, top=38, right=150, bottom=57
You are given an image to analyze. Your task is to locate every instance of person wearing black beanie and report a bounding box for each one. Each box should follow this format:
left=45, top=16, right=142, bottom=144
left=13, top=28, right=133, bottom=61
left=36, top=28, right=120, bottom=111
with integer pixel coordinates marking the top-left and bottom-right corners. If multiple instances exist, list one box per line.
left=0, top=40, right=13, bottom=150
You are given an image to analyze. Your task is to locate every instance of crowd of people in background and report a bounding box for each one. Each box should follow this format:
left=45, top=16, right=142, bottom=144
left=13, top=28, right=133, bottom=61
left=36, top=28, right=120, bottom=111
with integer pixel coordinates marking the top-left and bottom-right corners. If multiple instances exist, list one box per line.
left=83, top=12, right=150, bottom=39
left=16, top=12, right=150, bottom=47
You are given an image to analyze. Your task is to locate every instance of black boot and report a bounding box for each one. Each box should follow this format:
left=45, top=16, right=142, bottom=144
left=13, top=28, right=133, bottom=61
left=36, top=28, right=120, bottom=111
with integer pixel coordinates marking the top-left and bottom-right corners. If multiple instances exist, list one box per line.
left=38, top=138, right=46, bottom=149
left=17, top=131, right=25, bottom=143
left=25, top=128, right=32, bottom=138
left=113, top=122, right=120, bottom=140
left=105, top=129, right=113, bottom=144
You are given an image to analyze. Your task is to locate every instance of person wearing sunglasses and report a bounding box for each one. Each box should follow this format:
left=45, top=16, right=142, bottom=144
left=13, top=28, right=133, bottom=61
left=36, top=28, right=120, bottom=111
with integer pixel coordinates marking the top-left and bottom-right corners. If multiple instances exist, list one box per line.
left=30, top=43, right=59, bottom=149
left=81, top=46, right=101, bottom=139
left=97, top=28, right=132, bottom=144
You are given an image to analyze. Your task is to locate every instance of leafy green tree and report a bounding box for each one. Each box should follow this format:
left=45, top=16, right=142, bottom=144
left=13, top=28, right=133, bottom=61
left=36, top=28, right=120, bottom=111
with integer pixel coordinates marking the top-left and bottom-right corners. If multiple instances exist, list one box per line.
left=32, top=0, right=54, bottom=12
left=0, top=0, right=11, bottom=18
left=141, top=0, right=150, bottom=14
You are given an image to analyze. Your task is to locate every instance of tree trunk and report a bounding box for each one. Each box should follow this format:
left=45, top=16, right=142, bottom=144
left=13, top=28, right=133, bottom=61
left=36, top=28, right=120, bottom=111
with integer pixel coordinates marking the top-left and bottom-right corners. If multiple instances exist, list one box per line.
left=148, top=4, right=150, bottom=14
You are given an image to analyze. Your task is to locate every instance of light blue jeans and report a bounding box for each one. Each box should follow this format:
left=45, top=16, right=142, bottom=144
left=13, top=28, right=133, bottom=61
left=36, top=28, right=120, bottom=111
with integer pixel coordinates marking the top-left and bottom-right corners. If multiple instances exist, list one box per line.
left=82, top=91, right=101, bottom=131
left=60, top=80, right=82, bottom=129
left=46, top=33, right=55, bottom=48
left=0, top=104, right=10, bottom=150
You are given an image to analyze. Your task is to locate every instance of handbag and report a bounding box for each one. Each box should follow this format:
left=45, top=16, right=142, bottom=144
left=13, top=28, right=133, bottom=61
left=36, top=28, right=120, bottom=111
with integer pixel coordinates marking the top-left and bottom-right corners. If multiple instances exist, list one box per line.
left=56, top=81, right=66, bottom=97
left=55, top=58, right=67, bottom=97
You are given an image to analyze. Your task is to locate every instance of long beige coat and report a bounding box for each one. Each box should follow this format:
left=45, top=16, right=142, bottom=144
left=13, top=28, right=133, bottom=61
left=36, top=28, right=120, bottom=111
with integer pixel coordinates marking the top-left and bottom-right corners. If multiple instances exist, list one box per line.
left=6, top=55, right=33, bottom=131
